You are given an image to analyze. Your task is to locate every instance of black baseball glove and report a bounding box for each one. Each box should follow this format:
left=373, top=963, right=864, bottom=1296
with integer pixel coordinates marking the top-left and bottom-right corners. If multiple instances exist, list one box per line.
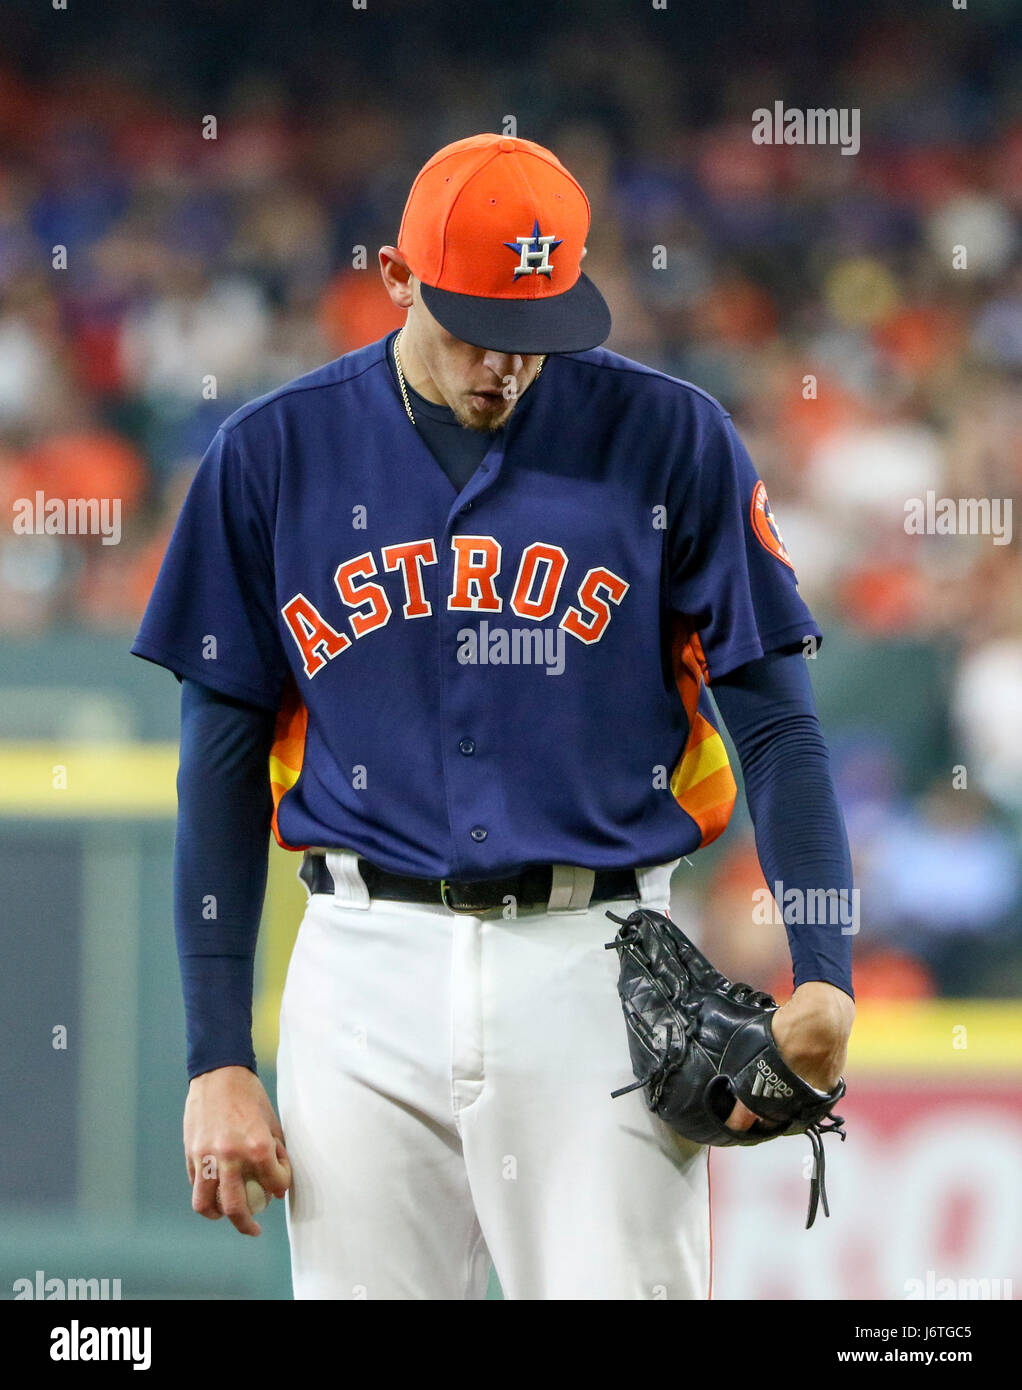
left=605, top=906, right=846, bottom=1228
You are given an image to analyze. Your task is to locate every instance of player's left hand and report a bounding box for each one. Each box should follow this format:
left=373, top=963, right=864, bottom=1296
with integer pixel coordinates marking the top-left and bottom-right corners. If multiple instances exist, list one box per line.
left=726, top=981, right=855, bottom=1132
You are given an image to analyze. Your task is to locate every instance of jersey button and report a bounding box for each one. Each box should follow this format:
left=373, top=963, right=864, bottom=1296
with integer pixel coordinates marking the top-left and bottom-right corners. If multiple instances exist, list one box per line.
left=470, top=826, right=488, bottom=842
left=458, top=738, right=476, bottom=756
left=459, top=501, right=473, bottom=514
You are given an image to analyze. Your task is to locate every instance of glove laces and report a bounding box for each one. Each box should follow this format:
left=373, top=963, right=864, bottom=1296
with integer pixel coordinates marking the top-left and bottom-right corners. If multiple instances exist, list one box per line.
left=804, top=1113, right=847, bottom=1228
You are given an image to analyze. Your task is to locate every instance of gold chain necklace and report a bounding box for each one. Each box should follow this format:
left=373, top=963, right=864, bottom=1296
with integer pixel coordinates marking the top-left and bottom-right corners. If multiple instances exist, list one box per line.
left=393, top=329, right=544, bottom=426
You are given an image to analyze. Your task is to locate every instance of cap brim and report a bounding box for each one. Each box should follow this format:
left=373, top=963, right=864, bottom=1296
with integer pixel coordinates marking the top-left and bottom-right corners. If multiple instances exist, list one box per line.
left=419, top=272, right=611, bottom=355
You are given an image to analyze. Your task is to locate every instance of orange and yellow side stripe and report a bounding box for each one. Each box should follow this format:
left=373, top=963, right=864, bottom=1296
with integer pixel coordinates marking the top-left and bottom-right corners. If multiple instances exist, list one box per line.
left=269, top=678, right=309, bottom=849
left=670, top=622, right=737, bottom=847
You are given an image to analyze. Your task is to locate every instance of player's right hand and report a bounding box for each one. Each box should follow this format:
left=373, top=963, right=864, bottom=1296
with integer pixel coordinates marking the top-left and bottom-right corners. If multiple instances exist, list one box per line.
left=183, top=1065, right=293, bottom=1237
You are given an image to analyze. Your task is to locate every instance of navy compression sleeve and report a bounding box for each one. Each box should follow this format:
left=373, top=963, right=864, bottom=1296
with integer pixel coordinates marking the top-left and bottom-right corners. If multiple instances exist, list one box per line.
left=711, top=650, right=854, bottom=999
left=175, top=678, right=276, bottom=1079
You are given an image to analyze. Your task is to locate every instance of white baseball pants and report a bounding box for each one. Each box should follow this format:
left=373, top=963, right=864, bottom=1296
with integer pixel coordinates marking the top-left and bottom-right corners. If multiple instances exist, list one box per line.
left=276, top=852, right=711, bottom=1300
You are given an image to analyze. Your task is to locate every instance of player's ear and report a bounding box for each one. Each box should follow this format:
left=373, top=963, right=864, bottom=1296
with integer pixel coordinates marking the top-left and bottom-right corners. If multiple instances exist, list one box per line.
left=379, top=247, right=414, bottom=309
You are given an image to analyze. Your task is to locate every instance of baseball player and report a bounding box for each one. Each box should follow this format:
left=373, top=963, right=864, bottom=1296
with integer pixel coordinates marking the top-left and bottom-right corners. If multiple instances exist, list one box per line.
left=133, top=133, right=855, bottom=1300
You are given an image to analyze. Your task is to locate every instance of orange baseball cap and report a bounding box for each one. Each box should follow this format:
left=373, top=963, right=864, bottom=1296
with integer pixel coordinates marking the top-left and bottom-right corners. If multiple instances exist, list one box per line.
left=397, top=133, right=611, bottom=354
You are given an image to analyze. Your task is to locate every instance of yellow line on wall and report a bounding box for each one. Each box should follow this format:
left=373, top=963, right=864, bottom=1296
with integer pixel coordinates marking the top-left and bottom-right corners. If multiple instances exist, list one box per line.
left=0, top=741, right=179, bottom=816
left=847, top=1001, right=1022, bottom=1073
left=2, top=739, right=1021, bottom=1075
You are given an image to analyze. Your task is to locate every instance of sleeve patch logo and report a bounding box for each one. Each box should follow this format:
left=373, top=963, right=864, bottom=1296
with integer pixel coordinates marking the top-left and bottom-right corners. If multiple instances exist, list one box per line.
left=750, top=480, right=794, bottom=571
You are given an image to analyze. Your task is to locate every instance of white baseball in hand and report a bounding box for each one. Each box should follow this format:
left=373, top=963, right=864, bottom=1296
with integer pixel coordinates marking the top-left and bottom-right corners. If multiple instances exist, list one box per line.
left=245, top=1179, right=268, bottom=1215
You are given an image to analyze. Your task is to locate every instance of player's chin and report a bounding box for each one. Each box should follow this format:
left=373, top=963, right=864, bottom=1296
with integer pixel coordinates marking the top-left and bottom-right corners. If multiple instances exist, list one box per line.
left=460, top=393, right=515, bottom=432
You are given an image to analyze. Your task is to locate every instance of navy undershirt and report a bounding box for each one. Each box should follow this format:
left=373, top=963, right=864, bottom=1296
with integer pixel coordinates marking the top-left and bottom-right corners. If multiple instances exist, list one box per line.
left=384, top=330, right=496, bottom=492
left=174, top=648, right=854, bottom=1080
left=174, top=679, right=274, bottom=1078
left=711, top=651, right=855, bottom=993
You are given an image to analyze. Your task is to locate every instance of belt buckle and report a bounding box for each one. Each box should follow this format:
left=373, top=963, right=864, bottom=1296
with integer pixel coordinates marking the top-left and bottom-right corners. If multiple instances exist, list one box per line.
left=440, top=878, right=490, bottom=914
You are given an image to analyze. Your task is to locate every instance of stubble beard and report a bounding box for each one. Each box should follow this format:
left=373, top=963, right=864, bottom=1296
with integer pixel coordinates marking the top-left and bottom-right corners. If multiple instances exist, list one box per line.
left=453, top=394, right=518, bottom=433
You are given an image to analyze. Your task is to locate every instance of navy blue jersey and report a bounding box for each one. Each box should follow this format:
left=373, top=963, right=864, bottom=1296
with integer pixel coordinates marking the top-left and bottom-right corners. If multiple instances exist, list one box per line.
left=132, top=336, right=821, bottom=879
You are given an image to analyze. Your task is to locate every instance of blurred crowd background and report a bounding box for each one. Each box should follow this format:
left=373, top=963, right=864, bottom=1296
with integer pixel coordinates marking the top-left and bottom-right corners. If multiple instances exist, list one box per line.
left=1, top=0, right=1020, bottom=1001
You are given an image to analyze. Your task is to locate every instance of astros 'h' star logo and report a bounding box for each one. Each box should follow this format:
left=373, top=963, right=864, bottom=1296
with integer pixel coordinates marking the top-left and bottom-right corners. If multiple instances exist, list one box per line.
left=750, top=480, right=794, bottom=570
left=505, top=219, right=562, bottom=278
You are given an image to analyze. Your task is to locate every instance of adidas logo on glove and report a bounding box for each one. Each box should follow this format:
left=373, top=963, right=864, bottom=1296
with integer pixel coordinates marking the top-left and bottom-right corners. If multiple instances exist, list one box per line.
left=751, top=1058, right=795, bottom=1100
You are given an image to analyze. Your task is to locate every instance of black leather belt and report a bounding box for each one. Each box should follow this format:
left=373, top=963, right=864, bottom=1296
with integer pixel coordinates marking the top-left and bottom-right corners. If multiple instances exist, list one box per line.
left=299, top=852, right=639, bottom=914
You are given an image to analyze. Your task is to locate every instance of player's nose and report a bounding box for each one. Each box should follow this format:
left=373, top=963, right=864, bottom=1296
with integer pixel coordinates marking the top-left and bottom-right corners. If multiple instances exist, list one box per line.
left=481, top=350, right=524, bottom=381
